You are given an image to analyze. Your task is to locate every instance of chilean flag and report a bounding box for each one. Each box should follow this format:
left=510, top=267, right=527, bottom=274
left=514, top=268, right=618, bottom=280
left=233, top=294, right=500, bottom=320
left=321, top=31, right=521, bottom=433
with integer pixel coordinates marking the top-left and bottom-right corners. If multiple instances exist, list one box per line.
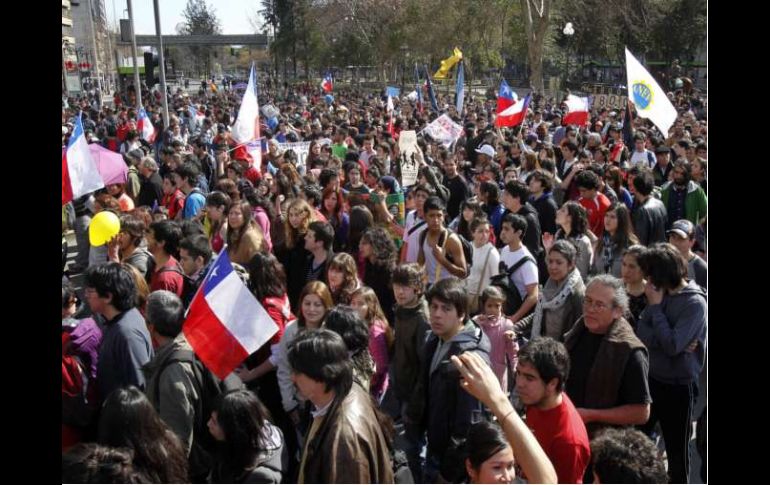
left=137, top=108, right=156, bottom=143
left=183, top=249, right=279, bottom=379
left=563, top=94, right=590, bottom=126
left=62, top=112, right=104, bottom=205
left=321, top=72, right=333, bottom=93
left=495, top=80, right=520, bottom=127
left=231, top=63, right=262, bottom=170
left=497, top=94, right=531, bottom=127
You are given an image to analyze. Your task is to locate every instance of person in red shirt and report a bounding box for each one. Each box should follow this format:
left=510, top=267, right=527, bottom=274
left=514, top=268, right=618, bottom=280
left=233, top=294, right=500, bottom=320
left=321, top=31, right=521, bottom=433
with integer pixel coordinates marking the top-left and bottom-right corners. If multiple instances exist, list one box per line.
left=515, top=336, right=591, bottom=484
left=161, top=173, right=185, bottom=220
left=146, top=220, right=185, bottom=297
left=575, top=170, right=611, bottom=238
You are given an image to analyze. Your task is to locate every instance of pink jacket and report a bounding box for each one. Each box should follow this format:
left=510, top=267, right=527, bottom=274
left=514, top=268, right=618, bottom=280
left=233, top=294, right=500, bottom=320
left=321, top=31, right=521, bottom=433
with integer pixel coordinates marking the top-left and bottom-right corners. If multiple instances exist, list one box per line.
left=368, top=320, right=390, bottom=401
left=473, top=314, right=519, bottom=393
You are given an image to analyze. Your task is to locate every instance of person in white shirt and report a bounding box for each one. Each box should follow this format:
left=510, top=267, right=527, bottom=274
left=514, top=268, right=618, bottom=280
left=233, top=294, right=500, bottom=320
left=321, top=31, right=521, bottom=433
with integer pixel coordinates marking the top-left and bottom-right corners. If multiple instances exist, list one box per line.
left=629, top=133, right=655, bottom=169
left=464, top=217, right=501, bottom=314
left=401, top=184, right=433, bottom=263
left=499, top=213, right=539, bottom=322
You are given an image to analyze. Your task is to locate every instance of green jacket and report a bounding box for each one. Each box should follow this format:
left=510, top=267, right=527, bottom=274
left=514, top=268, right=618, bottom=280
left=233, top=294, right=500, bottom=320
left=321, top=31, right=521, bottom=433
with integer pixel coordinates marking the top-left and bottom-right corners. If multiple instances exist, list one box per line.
left=661, top=180, right=707, bottom=225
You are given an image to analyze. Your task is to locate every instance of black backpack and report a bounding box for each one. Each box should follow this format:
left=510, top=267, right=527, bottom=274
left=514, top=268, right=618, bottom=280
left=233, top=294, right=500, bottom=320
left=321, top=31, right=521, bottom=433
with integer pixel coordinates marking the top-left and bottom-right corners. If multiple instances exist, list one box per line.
left=489, top=256, right=536, bottom=317
left=155, top=263, right=198, bottom=308
left=154, top=348, right=244, bottom=479
left=419, top=228, right=473, bottom=268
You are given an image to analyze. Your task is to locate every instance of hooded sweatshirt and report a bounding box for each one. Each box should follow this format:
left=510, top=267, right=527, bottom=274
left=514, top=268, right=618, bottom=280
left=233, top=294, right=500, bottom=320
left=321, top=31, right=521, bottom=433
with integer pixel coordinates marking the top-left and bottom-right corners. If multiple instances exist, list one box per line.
left=393, top=297, right=431, bottom=402
left=636, top=280, right=707, bottom=385
left=65, top=318, right=103, bottom=380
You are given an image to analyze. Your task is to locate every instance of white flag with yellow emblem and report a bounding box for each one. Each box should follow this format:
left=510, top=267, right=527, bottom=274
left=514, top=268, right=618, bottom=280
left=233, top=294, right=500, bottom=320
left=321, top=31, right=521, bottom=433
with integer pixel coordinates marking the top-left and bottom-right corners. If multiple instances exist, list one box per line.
left=625, top=48, right=677, bottom=137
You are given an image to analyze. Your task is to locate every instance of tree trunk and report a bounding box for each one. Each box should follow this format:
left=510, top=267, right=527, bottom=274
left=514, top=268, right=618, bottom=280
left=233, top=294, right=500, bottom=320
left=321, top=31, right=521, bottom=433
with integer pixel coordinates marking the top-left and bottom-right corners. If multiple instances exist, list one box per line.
left=520, top=0, right=552, bottom=94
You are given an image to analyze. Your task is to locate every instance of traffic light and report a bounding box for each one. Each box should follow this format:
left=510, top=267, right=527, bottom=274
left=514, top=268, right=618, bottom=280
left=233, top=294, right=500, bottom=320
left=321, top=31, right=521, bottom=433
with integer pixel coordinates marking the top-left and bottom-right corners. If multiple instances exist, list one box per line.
left=144, top=52, right=159, bottom=87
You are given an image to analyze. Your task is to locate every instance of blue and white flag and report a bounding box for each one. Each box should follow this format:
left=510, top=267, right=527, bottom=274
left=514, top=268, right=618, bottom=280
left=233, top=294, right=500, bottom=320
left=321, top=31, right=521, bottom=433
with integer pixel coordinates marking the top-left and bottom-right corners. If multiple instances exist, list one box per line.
left=455, top=61, right=465, bottom=113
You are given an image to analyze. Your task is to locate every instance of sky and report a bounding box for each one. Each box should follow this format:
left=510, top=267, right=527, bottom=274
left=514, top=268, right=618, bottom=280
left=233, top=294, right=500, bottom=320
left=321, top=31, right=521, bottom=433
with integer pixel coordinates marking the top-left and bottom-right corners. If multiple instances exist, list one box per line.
left=104, top=0, right=260, bottom=35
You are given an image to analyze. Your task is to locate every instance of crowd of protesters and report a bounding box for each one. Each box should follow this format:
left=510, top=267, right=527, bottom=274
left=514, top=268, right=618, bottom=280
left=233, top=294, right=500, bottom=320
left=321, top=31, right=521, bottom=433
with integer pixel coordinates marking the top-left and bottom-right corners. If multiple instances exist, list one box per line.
left=61, top=75, right=706, bottom=483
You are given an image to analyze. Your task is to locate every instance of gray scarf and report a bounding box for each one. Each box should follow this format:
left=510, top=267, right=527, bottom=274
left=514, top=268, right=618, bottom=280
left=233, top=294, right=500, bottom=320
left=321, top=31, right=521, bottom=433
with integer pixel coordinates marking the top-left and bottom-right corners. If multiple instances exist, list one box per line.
left=531, top=268, right=583, bottom=338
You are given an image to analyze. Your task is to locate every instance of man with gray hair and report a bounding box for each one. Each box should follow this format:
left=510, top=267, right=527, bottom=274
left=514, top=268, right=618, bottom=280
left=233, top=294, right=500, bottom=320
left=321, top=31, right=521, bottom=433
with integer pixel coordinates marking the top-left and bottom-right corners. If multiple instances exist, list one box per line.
left=136, top=156, right=164, bottom=208
left=563, top=275, right=651, bottom=434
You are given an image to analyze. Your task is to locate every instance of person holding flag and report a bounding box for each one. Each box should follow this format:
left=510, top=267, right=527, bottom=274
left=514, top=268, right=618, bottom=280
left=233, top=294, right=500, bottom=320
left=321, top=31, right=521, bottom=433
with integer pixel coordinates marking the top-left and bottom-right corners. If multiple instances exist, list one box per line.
left=625, top=47, right=677, bottom=137
left=321, top=72, right=333, bottom=93
left=137, top=107, right=156, bottom=144
left=231, top=63, right=263, bottom=177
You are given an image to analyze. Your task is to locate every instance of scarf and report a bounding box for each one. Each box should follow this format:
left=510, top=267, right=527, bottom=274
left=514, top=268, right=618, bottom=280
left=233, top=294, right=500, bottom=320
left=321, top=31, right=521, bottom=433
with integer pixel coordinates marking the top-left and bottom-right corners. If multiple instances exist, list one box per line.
left=601, top=232, right=616, bottom=274
left=531, top=268, right=583, bottom=338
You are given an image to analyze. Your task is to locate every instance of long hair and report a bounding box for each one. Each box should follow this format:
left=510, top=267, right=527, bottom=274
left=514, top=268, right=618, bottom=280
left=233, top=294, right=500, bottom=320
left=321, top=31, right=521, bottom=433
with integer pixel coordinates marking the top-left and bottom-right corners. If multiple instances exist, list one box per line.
left=348, top=205, right=374, bottom=254
left=247, top=253, right=287, bottom=301
left=284, top=198, right=316, bottom=249
left=605, top=166, right=625, bottom=197
left=351, top=287, right=394, bottom=349
left=558, top=201, right=589, bottom=238
left=212, top=389, right=275, bottom=480
left=97, top=386, right=188, bottom=483
left=320, top=186, right=346, bottom=228
left=297, top=281, right=334, bottom=329
left=326, top=253, right=360, bottom=305
left=360, top=227, right=397, bottom=269
left=121, top=263, right=150, bottom=312
left=597, top=202, right=639, bottom=253
left=205, top=191, right=232, bottom=241
left=458, top=199, right=485, bottom=241
left=226, top=199, right=264, bottom=254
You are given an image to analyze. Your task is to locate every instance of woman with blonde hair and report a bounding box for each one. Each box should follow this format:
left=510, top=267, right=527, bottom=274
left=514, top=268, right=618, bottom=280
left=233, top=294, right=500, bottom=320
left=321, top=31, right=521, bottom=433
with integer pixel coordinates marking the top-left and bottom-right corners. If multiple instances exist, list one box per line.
left=276, top=198, right=316, bottom=309
left=226, top=199, right=266, bottom=266
left=350, top=287, right=393, bottom=402
left=326, top=253, right=361, bottom=305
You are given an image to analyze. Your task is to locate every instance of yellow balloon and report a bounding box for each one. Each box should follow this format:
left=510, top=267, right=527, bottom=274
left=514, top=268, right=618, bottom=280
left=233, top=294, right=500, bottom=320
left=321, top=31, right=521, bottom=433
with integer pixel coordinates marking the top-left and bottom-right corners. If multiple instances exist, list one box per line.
left=89, top=211, right=121, bottom=246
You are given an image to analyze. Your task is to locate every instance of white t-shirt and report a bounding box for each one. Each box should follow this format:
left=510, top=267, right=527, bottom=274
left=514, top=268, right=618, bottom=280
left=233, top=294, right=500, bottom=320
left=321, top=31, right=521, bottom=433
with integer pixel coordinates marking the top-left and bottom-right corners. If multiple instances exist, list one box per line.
left=464, top=243, right=501, bottom=296
left=403, top=210, right=428, bottom=263
left=629, top=149, right=654, bottom=169
left=499, top=245, right=539, bottom=299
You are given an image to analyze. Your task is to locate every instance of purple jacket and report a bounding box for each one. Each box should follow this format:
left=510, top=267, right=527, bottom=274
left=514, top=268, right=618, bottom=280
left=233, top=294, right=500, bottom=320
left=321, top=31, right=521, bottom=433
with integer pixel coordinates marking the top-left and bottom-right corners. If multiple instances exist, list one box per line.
left=67, top=318, right=103, bottom=380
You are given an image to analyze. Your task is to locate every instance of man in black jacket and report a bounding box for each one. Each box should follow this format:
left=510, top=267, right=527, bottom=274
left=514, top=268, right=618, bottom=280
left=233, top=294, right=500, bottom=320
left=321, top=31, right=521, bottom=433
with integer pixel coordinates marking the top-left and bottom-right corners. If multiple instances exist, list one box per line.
left=136, top=157, right=164, bottom=209
left=407, top=278, right=491, bottom=483
left=631, top=170, right=668, bottom=246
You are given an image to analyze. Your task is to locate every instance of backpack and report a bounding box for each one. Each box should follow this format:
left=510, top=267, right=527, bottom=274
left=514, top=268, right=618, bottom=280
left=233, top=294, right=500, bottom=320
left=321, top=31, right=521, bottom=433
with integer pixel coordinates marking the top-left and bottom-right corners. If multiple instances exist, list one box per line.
left=154, top=348, right=244, bottom=479
left=418, top=228, right=473, bottom=269
left=156, top=264, right=198, bottom=307
left=62, top=354, right=98, bottom=428
left=489, top=255, right=536, bottom=317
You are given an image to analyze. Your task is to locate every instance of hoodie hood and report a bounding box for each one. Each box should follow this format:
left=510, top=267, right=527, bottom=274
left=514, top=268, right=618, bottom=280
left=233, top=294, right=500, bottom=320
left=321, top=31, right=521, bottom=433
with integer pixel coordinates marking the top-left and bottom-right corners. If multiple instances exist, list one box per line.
left=68, top=318, right=103, bottom=379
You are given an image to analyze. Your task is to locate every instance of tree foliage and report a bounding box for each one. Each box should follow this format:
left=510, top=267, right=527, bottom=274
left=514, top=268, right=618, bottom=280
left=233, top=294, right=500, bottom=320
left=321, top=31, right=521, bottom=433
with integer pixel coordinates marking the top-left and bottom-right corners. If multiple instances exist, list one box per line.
left=178, top=0, right=222, bottom=76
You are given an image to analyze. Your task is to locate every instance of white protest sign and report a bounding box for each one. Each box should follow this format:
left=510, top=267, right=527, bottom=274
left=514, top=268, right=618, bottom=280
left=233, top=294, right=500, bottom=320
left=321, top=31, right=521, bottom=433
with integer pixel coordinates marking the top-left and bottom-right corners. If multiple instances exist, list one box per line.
left=422, top=114, right=464, bottom=148
left=261, top=104, right=280, bottom=119
left=398, top=130, right=422, bottom=188
left=277, top=141, right=311, bottom=169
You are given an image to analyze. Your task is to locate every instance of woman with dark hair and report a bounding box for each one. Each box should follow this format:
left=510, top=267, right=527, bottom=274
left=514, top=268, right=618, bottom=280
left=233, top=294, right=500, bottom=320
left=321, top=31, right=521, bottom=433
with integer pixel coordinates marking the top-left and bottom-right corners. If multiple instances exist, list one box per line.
left=207, top=389, right=287, bottom=484
left=324, top=306, right=376, bottom=394
left=107, top=183, right=135, bottom=212
left=226, top=199, right=266, bottom=265
left=244, top=189, right=276, bottom=253
left=350, top=287, right=393, bottom=402
left=203, top=191, right=231, bottom=254
left=107, top=214, right=153, bottom=281
left=545, top=201, right=595, bottom=281
left=326, top=252, right=361, bottom=305
left=604, top=165, right=633, bottom=210
left=593, top=202, right=639, bottom=278
left=98, top=386, right=189, bottom=483
left=162, top=173, right=185, bottom=220
left=347, top=204, right=375, bottom=275
left=275, top=281, right=334, bottom=434
left=320, top=187, right=350, bottom=252
left=450, top=199, right=485, bottom=242
left=513, top=240, right=585, bottom=342
left=215, top=178, right=241, bottom=204
left=359, top=227, right=398, bottom=324
left=464, top=420, right=516, bottom=484
left=621, top=245, right=648, bottom=328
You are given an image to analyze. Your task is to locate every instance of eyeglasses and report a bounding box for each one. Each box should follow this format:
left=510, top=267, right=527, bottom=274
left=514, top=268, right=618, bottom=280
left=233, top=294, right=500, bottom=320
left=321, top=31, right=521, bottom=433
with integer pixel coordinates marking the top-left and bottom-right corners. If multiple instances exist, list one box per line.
left=583, top=297, right=613, bottom=311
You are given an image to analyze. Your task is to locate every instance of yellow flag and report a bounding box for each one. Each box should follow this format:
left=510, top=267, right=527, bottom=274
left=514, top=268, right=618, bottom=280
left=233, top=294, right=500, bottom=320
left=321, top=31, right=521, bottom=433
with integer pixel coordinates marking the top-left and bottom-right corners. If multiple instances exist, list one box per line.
left=433, top=47, right=463, bottom=79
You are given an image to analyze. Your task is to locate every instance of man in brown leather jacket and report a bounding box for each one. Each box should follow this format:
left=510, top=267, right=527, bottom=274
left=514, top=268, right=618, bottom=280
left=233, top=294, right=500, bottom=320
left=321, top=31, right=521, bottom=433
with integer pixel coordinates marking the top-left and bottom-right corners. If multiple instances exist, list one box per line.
left=288, top=329, right=394, bottom=484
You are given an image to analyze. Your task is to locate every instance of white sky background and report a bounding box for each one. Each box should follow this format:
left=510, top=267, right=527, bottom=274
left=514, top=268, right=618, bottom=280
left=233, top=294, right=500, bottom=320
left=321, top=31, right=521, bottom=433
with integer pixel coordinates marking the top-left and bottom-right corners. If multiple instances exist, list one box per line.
left=105, top=0, right=260, bottom=35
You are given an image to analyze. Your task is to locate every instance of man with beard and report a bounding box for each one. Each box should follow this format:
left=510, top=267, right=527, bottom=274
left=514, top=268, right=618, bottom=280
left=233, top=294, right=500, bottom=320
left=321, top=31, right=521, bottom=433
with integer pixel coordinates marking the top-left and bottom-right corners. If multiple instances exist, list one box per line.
left=660, top=159, right=707, bottom=227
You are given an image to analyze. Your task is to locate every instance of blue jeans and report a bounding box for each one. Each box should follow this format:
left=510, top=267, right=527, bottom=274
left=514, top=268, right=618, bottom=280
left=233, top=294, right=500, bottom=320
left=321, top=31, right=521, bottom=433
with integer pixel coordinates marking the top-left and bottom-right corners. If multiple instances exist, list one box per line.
left=401, top=402, right=426, bottom=482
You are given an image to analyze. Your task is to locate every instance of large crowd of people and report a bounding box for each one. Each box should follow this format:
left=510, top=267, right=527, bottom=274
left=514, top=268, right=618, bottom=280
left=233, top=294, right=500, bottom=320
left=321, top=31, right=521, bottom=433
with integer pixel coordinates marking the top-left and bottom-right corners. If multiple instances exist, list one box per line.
left=61, top=76, right=707, bottom=483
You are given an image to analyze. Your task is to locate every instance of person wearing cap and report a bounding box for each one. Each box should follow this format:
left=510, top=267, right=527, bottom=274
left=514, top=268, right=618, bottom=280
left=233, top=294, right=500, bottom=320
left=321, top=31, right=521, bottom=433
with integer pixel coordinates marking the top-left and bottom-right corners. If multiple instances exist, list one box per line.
left=475, top=144, right=496, bottom=171
left=666, top=220, right=707, bottom=291
left=636, top=243, right=706, bottom=484
left=660, top=159, right=707, bottom=227
left=630, top=171, right=668, bottom=246
left=652, top=145, right=673, bottom=186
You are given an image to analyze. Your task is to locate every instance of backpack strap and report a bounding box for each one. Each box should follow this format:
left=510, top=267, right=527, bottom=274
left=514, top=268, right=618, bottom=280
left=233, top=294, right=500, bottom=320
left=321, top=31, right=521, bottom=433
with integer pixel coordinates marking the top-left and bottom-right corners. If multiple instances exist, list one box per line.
left=505, top=255, right=535, bottom=278
left=155, top=348, right=206, bottom=430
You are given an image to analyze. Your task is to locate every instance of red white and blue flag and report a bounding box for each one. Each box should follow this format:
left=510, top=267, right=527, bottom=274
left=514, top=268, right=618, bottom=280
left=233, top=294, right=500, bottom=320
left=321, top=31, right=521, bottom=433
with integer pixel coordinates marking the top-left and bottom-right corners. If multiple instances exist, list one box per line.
left=497, top=94, right=531, bottom=127
left=62, top=112, right=104, bottom=205
left=183, top=249, right=279, bottom=379
left=321, top=72, right=333, bottom=93
left=137, top=108, right=156, bottom=143
left=495, top=80, right=521, bottom=127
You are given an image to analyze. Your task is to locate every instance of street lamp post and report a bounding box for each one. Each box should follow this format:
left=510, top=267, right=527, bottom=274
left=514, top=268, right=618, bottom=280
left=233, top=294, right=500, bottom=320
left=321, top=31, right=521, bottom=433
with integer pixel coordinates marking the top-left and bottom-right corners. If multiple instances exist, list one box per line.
left=563, top=22, right=575, bottom=100
left=126, top=0, right=142, bottom=110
